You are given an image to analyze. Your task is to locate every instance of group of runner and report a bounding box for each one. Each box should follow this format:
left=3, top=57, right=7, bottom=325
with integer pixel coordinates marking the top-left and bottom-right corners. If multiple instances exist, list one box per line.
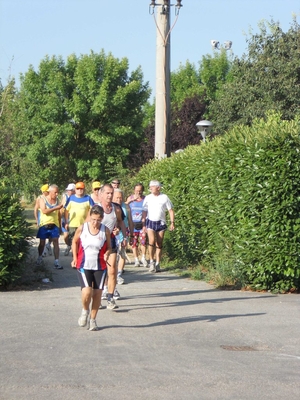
left=35, top=179, right=175, bottom=331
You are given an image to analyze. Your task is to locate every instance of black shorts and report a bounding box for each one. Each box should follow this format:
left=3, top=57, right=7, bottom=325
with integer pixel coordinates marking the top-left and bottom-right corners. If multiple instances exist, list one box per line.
left=77, top=269, right=107, bottom=290
left=111, top=234, right=117, bottom=254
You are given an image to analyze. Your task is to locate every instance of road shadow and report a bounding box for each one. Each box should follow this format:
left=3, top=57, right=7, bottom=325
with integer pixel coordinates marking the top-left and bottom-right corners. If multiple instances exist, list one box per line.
left=98, top=312, right=266, bottom=331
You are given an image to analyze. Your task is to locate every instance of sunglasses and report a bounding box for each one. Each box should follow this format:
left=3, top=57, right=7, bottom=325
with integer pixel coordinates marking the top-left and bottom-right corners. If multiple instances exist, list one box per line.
left=112, top=182, right=120, bottom=185
left=93, top=188, right=100, bottom=191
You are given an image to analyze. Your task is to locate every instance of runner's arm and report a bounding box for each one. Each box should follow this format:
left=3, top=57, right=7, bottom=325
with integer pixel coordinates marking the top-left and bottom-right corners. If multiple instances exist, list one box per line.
left=71, top=225, right=83, bottom=268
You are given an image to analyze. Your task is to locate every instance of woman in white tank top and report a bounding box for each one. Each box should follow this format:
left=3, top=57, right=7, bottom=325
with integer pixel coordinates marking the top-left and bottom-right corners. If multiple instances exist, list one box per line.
left=71, top=205, right=111, bottom=331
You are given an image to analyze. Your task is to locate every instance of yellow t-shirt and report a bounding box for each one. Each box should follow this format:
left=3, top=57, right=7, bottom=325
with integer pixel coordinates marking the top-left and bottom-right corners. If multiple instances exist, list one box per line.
left=39, top=197, right=60, bottom=227
left=66, top=195, right=94, bottom=228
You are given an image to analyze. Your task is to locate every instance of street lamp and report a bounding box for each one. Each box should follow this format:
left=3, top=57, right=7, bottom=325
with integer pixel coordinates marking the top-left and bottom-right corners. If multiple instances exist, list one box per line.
left=149, top=1, right=183, bottom=159
left=196, top=120, right=213, bottom=143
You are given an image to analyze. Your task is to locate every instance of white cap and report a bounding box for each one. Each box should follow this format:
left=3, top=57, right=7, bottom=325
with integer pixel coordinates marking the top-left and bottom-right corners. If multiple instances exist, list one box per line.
left=149, top=180, right=162, bottom=187
left=65, top=183, right=76, bottom=191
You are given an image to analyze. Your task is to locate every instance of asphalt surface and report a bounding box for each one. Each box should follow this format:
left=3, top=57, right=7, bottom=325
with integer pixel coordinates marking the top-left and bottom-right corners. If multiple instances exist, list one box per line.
left=0, top=240, right=299, bottom=400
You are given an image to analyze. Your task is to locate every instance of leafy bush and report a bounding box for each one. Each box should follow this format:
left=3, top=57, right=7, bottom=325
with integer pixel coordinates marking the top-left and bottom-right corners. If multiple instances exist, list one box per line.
left=133, top=112, right=300, bottom=292
left=0, top=187, right=31, bottom=286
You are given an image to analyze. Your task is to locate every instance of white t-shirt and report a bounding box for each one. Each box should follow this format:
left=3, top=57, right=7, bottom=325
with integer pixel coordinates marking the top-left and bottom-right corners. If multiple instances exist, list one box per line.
left=143, top=193, right=173, bottom=223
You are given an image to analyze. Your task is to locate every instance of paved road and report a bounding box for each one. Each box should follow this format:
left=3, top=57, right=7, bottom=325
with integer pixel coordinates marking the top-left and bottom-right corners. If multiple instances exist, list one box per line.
left=0, top=241, right=299, bottom=399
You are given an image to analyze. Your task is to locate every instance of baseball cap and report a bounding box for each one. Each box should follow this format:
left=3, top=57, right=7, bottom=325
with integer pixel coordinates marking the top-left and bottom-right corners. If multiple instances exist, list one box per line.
left=149, top=180, right=162, bottom=187
left=65, top=183, right=76, bottom=191
left=75, top=181, right=85, bottom=189
left=40, top=184, right=49, bottom=193
left=92, top=181, right=101, bottom=190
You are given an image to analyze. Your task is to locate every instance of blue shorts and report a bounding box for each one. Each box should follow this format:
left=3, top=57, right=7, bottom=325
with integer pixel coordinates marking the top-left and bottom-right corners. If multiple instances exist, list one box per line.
left=61, top=217, right=68, bottom=233
left=146, top=219, right=167, bottom=232
left=37, top=224, right=60, bottom=239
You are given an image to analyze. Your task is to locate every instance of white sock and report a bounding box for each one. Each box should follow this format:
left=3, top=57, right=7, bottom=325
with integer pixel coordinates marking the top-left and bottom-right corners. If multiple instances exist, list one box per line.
left=135, top=257, right=139, bottom=262
left=55, top=259, right=59, bottom=264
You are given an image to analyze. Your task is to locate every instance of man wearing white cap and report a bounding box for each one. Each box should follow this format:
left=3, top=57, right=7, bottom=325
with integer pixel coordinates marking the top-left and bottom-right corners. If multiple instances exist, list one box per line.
left=61, top=183, right=76, bottom=255
left=141, top=180, right=175, bottom=273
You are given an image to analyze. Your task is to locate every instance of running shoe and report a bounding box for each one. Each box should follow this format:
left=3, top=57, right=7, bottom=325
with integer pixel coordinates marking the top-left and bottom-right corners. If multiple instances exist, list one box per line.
left=36, top=257, right=43, bottom=266
left=101, top=288, right=108, bottom=300
left=64, top=246, right=71, bottom=256
left=113, top=289, right=121, bottom=300
left=155, top=263, right=161, bottom=272
left=54, top=262, right=63, bottom=270
left=46, top=243, right=52, bottom=256
left=107, top=298, right=119, bottom=310
left=42, top=250, right=47, bottom=257
left=141, top=258, right=148, bottom=267
left=117, top=275, right=124, bottom=285
left=134, top=260, right=141, bottom=267
left=88, top=319, right=99, bottom=331
left=149, top=261, right=156, bottom=273
left=78, top=310, right=89, bottom=327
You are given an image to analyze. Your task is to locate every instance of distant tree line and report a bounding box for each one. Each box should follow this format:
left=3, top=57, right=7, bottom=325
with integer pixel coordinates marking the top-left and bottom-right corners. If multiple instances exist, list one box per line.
left=0, top=19, right=299, bottom=196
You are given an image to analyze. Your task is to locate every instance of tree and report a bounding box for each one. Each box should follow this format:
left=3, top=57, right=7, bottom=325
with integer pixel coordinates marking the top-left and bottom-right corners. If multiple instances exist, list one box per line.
left=199, top=49, right=232, bottom=103
left=0, top=79, right=17, bottom=183
left=208, top=18, right=300, bottom=133
left=128, top=62, right=208, bottom=170
left=11, top=50, right=150, bottom=195
left=128, top=95, right=207, bottom=170
left=170, top=61, right=204, bottom=106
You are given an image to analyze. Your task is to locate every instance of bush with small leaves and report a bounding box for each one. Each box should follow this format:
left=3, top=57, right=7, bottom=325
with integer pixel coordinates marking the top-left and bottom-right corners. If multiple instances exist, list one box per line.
left=0, top=187, right=31, bottom=286
left=133, top=112, right=300, bottom=292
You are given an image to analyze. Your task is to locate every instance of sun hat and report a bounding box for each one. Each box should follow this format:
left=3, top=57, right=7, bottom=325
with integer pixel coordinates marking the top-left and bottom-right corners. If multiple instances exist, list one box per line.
left=75, top=181, right=85, bottom=189
left=65, top=183, right=76, bottom=191
left=40, top=184, right=49, bottom=193
left=92, top=181, right=101, bottom=190
left=149, top=180, right=162, bottom=187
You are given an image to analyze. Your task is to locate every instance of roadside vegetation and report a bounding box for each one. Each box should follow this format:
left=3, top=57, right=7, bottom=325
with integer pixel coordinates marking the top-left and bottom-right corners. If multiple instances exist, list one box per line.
left=1, top=19, right=300, bottom=292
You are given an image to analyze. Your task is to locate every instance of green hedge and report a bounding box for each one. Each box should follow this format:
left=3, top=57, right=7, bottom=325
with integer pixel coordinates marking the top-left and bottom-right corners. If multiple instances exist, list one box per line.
left=0, top=187, right=31, bottom=286
left=134, top=112, right=300, bottom=292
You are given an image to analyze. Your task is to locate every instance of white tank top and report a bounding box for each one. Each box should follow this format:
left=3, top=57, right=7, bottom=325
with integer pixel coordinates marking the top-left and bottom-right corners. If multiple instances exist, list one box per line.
left=99, top=204, right=117, bottom=233
left=79, top=222, right=107, bottom=270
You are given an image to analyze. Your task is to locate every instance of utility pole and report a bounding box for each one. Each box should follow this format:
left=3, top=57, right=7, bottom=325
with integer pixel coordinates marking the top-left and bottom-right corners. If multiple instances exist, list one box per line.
left=149, top=1, right=183, bottom=159
left=154, top=1, right=170, bottom=158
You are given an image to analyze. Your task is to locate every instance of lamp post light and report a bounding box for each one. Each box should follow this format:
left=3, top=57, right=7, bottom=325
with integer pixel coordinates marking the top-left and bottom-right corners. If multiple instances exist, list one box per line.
left=196, top=120, right=213, bottom=143
left=149, top=1, right=183, bottom=159
left=211, top=40, right=233, bottom=51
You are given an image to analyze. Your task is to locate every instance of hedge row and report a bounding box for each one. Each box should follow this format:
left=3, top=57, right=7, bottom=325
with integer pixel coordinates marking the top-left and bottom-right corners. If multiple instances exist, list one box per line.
left=134, top=112, right=300, bottom=292
left=0, top=187, right=31, bottom=286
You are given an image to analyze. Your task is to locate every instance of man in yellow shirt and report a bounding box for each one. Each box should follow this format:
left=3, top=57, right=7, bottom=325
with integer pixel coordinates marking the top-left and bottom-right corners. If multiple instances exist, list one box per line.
left=36, top=184, right=63, bottom=269
left=64, top=182, right=94, bottom=250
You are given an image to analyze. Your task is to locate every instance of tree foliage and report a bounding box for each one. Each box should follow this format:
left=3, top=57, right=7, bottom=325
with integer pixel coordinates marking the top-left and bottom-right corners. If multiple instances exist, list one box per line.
left=132, top=112, right=300, bottom=292
left=9, top=50, right=150, bottom=194
left=170, top=61, right=204, bottom=106
left=128, top=95, right=206, bottom=170
left=0, top=80, right=17, bottom=182
left=199, top=49, right=232, bottom=103
left=0, top=187, right=31, bottom=286
left=209, top=19, right=300, bottom=133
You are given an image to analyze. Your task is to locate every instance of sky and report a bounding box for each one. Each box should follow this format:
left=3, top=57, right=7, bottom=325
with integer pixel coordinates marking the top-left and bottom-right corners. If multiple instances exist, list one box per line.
left=0, top=0, right=299, bottom=98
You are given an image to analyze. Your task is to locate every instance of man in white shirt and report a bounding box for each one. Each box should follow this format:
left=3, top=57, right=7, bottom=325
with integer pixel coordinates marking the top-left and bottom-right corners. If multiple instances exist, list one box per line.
left=142, top=180, right=175, bottom=273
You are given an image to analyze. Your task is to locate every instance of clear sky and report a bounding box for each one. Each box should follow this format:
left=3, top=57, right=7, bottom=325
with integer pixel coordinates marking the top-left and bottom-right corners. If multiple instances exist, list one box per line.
left=1, top=0, right=299, bottom=97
